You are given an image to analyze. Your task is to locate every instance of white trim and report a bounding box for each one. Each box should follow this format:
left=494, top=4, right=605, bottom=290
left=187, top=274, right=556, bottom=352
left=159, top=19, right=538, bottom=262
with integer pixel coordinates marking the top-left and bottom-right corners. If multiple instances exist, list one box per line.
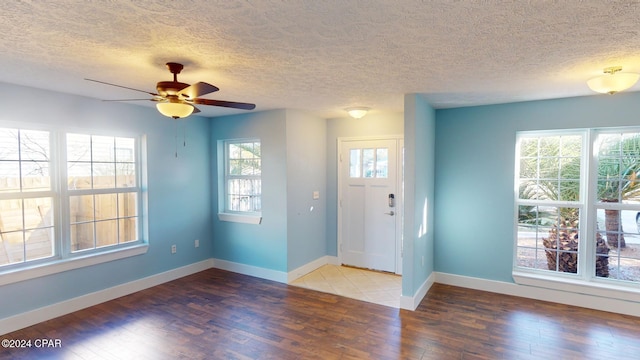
left=212, top=258, right=287, bottom=283
left=337, top=135, right=404, bottom=142
left=287, top=255, right=338, bottom=283
left=0, top=259, right=214, bottom=335
left=0, top=244, right=148, bottom=286
left=400, top=272, right=435, bottom=310
left=396, top=138, right=405, bottom=275
left=217, top=213, right=262, bottom=224
left=435, top=272, right=640, bottom=317
left=512, top=270, right=640, bottom=302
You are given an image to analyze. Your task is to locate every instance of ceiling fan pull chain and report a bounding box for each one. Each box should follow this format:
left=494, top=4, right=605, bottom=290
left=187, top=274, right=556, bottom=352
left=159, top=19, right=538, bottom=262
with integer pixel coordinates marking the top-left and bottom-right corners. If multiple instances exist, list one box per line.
left=175, top=121, right=179, bottom=158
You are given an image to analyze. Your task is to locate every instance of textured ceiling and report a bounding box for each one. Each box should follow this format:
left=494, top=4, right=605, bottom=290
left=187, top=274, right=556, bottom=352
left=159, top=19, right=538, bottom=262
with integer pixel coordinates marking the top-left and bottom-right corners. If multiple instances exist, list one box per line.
left=1, top=1, right=639, bottom=119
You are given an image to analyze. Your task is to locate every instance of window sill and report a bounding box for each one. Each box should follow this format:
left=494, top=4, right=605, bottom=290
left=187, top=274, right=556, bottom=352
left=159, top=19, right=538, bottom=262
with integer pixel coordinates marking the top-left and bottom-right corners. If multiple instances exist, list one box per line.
left=512, top=269, right=640, bottom=303
left=0, top=244, right=149, bottom=287
left=217, top=213, right=262, bottom=224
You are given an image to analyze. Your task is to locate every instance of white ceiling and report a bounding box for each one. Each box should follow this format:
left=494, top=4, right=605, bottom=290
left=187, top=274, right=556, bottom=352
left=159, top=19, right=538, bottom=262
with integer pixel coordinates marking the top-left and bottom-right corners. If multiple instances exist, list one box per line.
left=1, top=1, right=639, bottom=119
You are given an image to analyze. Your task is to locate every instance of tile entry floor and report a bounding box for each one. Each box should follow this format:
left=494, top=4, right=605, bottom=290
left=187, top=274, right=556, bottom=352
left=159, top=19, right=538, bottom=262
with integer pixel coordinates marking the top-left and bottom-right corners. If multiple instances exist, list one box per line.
left=290, top=264, right=402, bottom=308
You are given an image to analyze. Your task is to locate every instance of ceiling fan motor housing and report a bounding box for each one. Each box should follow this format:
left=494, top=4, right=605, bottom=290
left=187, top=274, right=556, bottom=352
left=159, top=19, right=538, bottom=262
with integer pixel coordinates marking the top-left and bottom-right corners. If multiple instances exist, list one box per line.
left=156, top=81, right=190, bottom=97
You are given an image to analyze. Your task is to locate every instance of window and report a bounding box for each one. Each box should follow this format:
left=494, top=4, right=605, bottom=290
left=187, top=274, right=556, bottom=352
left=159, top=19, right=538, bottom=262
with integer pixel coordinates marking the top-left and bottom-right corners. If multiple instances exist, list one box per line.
left=219, top=139, right=261, bottom=224
left=0, top=126, right=144, bottom=279
left=349, top=147, right=389, bottom=178
left=66, top=134, right=139, bottom=251
left=0, top=129, right=55, bottom=266
left=515, top=129, right=640, bottom=289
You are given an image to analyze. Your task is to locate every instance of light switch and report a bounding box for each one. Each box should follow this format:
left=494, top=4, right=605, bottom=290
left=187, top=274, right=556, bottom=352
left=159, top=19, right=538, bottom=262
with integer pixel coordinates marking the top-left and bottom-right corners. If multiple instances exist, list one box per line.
left=312, top=191, right=320, bottom=200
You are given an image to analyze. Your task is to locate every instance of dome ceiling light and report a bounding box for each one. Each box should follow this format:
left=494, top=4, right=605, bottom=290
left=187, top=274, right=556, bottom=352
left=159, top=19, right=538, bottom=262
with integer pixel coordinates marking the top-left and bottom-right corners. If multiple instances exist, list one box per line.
left=587, top=66, right=639, bottom=95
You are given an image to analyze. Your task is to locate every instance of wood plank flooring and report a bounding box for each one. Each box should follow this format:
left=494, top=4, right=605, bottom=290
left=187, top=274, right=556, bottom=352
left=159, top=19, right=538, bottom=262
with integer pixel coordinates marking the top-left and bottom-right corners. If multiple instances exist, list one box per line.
left=1, top=268, right=639, bottom=359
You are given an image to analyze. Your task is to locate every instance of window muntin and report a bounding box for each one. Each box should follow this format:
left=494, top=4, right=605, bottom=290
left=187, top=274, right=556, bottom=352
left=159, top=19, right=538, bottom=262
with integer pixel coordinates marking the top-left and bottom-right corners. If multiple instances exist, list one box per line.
left=515, top=129, right=640, bottom=286
left=224, top=140, right=261, bottom=213
left=0, top=127, right=142, bottom=271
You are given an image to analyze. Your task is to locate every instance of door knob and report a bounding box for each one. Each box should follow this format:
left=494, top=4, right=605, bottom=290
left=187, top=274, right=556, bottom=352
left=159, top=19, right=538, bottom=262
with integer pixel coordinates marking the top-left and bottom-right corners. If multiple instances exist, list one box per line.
left=385, top=211, right=395, bottom=216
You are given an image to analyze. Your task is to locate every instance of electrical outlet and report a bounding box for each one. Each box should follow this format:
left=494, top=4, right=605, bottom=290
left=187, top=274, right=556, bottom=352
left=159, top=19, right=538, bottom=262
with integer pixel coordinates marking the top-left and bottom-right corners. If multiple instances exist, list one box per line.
left=171, top=245, right=177, bottom=254
left=195, top=239, right=200, bottom=248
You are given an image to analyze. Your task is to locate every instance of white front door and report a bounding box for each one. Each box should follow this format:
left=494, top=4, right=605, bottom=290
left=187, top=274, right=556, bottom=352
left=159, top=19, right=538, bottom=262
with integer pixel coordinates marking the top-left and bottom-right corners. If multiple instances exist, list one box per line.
left=339, top=138, right=401, bottom=273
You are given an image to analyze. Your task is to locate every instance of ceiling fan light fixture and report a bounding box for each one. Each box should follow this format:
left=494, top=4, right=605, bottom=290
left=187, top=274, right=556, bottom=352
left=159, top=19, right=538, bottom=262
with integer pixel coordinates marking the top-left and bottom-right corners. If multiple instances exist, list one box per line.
left=346, top=107, right=370, bottom=119
left=156, top=101, right=194, bottom=119
left=587, top=66, right=640, bottom=95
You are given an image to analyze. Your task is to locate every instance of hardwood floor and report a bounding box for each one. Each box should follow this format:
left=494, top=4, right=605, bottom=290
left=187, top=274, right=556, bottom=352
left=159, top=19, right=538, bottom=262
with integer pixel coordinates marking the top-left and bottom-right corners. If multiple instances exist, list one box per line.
left=2, top=268, right=639, bottom=359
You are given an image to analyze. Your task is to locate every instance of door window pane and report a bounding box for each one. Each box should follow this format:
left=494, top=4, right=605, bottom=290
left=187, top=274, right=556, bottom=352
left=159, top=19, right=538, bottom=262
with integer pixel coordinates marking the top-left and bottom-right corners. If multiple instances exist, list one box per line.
left=362, top=149, right=374, bottom=178
left=349, top=149, right=361, bottom=178
left=376, top=148, right=388, bottom=178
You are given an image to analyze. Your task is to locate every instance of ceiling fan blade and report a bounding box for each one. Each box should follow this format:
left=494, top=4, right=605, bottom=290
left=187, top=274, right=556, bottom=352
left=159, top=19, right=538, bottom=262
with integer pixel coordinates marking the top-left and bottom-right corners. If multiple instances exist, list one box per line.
left=178, top=82, right=219, bottom=99
left=193, top=98, right=256, bottom=110
left=192, top=105, right=201, bottom=114
left=85, top=78, right=158, bottom=96
left=101, top=99, right=154, bottom=102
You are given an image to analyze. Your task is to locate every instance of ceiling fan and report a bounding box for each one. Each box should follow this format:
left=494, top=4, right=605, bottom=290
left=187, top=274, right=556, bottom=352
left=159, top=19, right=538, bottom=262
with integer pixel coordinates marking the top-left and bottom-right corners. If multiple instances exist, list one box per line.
left=86, top=62, right=256, bottom=119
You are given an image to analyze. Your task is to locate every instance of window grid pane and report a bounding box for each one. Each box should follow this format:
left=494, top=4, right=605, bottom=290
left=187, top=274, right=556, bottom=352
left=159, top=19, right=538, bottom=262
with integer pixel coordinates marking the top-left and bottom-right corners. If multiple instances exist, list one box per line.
left=225, top=140, right=261, bottom=213
left=518, top=135, right=582, bottom=202
left=517, top=204, right=581, bottom=275
left=67, top=134, right=140, bottom=253
left=0, top=128, right=54, bottom=267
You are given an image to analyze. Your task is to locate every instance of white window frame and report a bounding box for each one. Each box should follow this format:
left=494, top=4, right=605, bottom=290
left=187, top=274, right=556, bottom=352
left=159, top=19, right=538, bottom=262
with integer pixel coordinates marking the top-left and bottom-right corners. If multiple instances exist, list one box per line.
left=513, top=128, right=640, bottom=301
left=0, top=124, right=147, bottom=286
left=217, top=139, right=262, bottom=225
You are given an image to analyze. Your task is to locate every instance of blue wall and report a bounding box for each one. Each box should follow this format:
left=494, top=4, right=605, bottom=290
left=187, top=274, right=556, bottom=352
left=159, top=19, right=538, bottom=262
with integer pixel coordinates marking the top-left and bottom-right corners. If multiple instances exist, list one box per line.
left=0, top=83, right=213, bottom=319
left=404, top=94, right=436, bottom=296
left=286, top=110, right=327, bottom=271
left=210, top=109, right=328, bottom=273
left=434, top=92, right=640, bottom=282
left=210, top=110, right=288, bottom=272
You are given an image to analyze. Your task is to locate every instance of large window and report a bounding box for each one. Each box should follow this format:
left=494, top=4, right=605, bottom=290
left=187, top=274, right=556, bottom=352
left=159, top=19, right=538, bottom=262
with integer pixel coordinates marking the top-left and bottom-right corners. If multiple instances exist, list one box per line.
left=223, top=139, right=261, bottom=214
left=66, top=134, right=139, bottom=252
left=0, top=127, right=143, bottom=274
left=0, top=129, right=55, bottom=266
left=515, top=129, right=640, bottom=288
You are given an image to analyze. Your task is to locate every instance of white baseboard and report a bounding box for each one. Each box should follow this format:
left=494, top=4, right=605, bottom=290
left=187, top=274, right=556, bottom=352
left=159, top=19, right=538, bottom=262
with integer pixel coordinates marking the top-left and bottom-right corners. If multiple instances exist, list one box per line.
left=212, top=258, right=288, bottom=283
left=0, top=259, right=214, bottom=336
left=400, top=272, right=435, bottom=310
left=212, top=256, right=341, bottom=284
left=434, top=272, right=640, bottom=317
left=287, top=256, right=338, bottom=283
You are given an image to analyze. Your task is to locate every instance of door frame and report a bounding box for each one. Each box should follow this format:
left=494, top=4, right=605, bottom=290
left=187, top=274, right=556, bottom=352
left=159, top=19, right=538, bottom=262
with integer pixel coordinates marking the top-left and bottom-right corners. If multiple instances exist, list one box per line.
left=337, top=135, right=404, bottom=274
